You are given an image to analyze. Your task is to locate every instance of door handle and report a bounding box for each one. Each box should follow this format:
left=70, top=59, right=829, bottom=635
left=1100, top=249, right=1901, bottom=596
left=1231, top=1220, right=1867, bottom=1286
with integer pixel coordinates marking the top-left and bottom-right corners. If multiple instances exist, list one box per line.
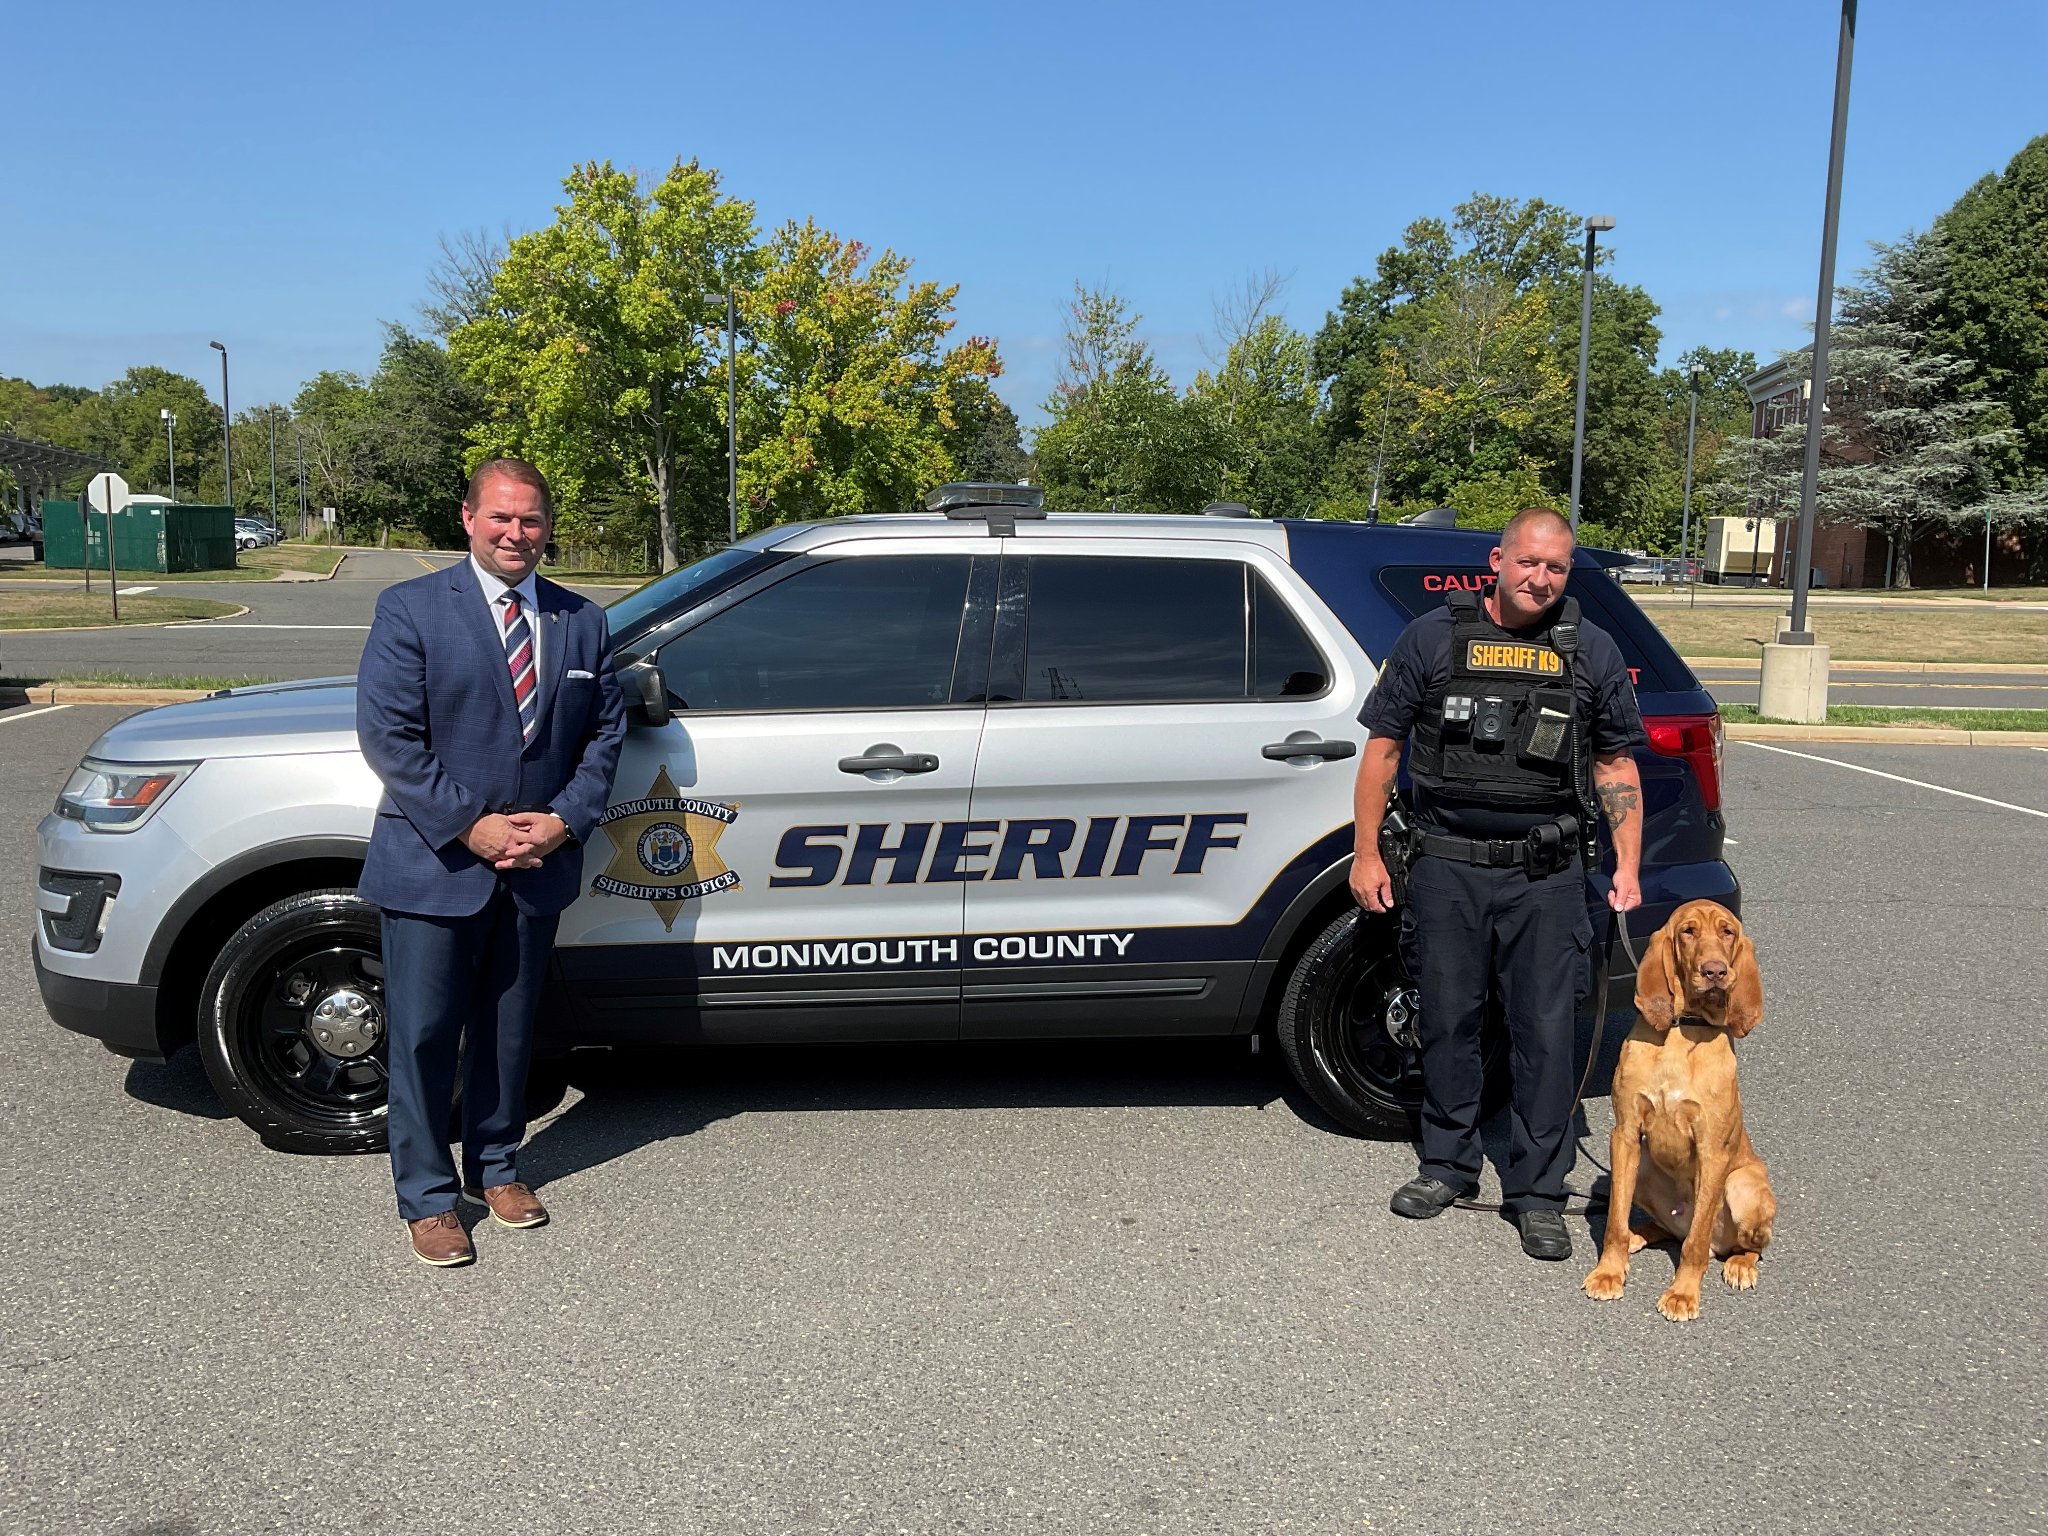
left=1262, top=736, right=1357, bottom=762
left=839, top=744, right=941, bottom=775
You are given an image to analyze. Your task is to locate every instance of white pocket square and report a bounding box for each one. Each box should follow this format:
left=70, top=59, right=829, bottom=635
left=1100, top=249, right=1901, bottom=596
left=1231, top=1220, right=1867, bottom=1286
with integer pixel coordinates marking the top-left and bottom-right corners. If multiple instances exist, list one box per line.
left=566, top=669, right=594, bottom=680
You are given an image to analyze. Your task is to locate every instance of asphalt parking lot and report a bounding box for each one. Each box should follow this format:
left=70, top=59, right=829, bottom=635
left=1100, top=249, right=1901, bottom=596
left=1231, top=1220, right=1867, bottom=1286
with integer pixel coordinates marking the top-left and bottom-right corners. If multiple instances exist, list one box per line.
left=0, top=549, right=634, bottom=682
left=3, top=700, right=2043, bottom=1535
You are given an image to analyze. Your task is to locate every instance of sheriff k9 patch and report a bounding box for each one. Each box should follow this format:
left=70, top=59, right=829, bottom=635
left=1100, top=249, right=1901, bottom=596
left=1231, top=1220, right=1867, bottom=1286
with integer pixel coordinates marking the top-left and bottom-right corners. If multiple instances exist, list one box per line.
left=1463, top=639, right=1564, bottom=676
left=592, top=766, right=740, bottom=930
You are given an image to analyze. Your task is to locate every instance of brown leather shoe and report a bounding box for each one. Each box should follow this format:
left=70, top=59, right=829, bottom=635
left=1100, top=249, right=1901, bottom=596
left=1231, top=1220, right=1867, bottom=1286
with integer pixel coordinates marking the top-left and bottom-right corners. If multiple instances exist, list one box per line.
left=462, top=1181, right=548, bottom=1229
left=408, top=1210, right=475, bottom=1267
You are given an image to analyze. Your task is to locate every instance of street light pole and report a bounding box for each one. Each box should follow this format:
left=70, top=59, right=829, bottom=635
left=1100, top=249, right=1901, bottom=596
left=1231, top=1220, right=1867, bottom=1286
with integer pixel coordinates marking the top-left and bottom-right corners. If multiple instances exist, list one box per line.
left=1786, top=0, right=1855, bottom=639
left=1367, top=389, right=1392, bottom=524
left=161, top=408, right=177, bottom=500
left=1568, top=215, right=1616, bottom=534
left=725, top=286, right=739, bottom=545
left=1678, top=361, right=1703, bottom=589
left=295, top=422, right=308, bottom=538
left=209, top=341, right=231, bottom=508
left=268, top=408, right=278, bottom=525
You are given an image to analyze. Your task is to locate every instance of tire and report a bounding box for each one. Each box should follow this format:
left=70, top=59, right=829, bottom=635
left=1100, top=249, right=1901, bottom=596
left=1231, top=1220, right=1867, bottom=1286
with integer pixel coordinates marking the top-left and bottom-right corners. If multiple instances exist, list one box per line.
left=1275, top=907, right=1507, bottom=1138
left=197, top=889, right=391, bottom=1155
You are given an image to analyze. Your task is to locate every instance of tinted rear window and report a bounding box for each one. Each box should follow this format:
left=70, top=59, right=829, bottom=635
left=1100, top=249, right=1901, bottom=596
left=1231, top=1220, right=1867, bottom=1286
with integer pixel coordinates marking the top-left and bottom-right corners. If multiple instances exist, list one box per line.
left=1373, top=567, right=1692, bottom=693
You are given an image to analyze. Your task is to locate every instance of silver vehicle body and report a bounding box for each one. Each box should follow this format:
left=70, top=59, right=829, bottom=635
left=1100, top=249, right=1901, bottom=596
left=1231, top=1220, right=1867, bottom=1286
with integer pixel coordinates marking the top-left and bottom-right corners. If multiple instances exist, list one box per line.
left=36, top=514, right=1372, bottom=1059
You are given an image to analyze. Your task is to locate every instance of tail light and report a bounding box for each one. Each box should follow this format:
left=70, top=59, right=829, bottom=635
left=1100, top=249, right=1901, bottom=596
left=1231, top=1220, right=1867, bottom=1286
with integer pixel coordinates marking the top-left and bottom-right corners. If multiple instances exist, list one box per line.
left=1645, top=711, right=1723, bottom=812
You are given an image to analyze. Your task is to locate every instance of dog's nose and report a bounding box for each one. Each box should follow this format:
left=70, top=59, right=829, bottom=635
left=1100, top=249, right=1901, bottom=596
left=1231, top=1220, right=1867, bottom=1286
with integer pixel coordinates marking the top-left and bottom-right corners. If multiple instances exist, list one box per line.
left=1699, top=960, right=1729, bottom=986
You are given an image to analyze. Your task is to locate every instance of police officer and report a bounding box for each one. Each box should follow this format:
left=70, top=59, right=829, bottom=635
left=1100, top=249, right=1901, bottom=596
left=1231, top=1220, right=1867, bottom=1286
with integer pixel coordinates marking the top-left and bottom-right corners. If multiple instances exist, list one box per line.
left=1350, top=507, right=1644, bottom=1261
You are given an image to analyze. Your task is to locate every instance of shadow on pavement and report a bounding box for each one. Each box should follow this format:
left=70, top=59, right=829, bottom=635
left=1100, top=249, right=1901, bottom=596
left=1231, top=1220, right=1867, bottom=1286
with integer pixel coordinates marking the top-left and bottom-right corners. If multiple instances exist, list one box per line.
left=520, top=1036, right=1299, bottom=1188
left=122, top=1050, right=233, bottom=1121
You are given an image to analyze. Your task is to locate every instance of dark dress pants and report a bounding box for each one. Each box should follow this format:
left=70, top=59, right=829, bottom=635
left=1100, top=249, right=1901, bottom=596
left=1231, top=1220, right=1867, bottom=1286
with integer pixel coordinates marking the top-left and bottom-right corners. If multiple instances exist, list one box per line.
left=382, top=889, right=559, bottom=1222
left=1398, top=853, right=1593, bottom=1214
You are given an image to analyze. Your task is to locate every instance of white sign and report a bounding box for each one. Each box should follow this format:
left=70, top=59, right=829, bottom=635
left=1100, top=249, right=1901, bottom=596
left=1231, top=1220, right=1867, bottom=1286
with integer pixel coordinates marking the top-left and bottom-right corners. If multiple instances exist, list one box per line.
left=85, top=472, right=131, bottom=516
left=321, top=506, right=337, bottom=525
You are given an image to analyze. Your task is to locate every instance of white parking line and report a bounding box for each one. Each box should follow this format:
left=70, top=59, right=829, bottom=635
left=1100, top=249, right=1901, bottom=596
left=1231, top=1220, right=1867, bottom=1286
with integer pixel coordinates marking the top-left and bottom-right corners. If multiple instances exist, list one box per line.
left=0, top=705, right=71, bottom=725
left=116, top=585, right=158, bottom=595
left=1738, top=740, right=2048, bottom=820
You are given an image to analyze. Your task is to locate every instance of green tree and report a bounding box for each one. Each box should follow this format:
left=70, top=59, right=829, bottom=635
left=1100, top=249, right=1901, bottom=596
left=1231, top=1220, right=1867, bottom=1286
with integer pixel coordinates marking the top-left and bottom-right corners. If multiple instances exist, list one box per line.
left=1729, top=233, right=2030, bottom=587
left=738, top=219, right=1003, bottom=527
left=96, top=367, right=221, bottom=499
left=292, top=371, right=380, bottom=534
left=944, top=389, right=1031, bottom=484
left=451, top=158, right=759, bottom=569
left=1190, top=312, right=1319, bottom=515
left=1034, top=284, right=1231, bottom=513
left=358, top=325, right=485, bottom=543
left=1312, top=194, right=1667, bottom=534
left=1639, top=346, right=1757, bottom=555
left=1931, top=134, right=2048, bottom=483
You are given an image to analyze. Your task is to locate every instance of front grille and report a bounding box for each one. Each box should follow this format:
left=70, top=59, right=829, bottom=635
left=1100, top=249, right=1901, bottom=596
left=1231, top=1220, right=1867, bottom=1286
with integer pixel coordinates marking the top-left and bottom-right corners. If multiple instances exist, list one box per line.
left=38, top=869, right=121, bottom=954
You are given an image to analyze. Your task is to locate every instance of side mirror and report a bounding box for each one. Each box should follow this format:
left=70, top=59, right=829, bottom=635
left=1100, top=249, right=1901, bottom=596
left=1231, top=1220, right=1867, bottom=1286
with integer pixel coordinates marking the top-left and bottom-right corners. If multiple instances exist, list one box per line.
left=619, top=660, right=671, bottom=728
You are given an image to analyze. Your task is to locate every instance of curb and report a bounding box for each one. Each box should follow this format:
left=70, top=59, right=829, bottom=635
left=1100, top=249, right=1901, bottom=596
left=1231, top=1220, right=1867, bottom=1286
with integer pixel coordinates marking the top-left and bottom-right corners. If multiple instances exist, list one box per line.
left=0, top=603, right=253, bottom=635
left=272, top=551, right=349, bottom=583
left=1684, top=656, right=2047, bottom=675
left=1726, top=723, right=2048, bottom=747
left=7, top=684, right=214, bottom=705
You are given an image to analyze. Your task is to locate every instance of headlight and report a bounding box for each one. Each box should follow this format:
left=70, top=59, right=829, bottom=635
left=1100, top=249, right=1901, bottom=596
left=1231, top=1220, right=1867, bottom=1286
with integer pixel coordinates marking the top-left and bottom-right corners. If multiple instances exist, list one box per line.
left=55, top=759, right=196, bottom=831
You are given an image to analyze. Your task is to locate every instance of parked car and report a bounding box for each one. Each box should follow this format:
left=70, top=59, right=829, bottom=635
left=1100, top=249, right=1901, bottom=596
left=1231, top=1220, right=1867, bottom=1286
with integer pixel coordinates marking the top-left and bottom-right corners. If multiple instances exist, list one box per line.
left=234, top=518, right=282, bottom=550
left=35, top=488, right=1735, bottom=1153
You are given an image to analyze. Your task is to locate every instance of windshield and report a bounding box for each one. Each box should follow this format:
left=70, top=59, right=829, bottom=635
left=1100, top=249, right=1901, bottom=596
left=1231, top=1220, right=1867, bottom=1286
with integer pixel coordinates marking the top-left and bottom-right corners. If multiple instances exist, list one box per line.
left=603, top=547, right=778, bottom=641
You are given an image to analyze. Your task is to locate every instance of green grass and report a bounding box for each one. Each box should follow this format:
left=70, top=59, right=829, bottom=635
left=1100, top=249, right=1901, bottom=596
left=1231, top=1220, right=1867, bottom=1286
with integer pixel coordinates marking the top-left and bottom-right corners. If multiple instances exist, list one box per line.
left=2, top=671, right=288, bottom=690
left=0, top=592, right=241, bottom=629
left=1648, top=605, right=2048, bottom=664
left=1721, top=703, right=2048, bottom=731
left=0, top=543, right=344, bottom=581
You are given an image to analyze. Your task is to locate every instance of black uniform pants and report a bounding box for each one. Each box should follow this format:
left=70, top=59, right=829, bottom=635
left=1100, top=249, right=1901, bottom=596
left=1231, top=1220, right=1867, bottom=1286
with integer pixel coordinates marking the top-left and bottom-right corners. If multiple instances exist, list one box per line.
left=1398, top=852, right=1594, bottom=1214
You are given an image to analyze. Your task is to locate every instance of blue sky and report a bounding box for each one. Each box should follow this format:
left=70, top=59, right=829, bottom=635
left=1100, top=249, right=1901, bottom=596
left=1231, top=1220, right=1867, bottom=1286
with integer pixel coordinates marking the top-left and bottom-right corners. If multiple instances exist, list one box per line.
left=4, top=0, right=2042, bottom=430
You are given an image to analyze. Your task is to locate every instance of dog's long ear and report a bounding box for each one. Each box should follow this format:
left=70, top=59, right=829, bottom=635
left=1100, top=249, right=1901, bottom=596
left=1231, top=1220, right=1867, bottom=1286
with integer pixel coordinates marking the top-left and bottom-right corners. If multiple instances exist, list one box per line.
left=1634, top=919, right=1682, bottom=1033
left=1725, top=925, right=1763, bottom=1039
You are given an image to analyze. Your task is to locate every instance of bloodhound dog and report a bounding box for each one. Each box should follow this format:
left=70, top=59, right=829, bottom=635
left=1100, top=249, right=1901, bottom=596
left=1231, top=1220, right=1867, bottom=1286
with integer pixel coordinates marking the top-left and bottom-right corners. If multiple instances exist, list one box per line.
left=1583, top=900, right=1776, bottom=1321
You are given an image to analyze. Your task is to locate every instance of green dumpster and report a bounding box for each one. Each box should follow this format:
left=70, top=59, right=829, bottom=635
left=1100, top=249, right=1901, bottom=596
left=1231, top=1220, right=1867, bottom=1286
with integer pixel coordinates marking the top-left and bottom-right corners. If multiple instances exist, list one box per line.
left=39, top=500, right=239, bottom=573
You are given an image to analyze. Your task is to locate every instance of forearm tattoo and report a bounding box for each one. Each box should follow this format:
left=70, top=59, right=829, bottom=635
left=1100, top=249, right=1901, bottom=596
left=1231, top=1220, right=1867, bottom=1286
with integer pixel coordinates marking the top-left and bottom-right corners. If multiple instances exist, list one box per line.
left=1596, top=779, right=1640, bottom=830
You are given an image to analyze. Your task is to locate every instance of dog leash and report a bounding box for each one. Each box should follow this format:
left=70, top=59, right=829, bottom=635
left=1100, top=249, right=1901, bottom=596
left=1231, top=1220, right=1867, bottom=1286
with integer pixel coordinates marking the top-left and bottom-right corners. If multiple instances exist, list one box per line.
left=1451, top=903, right=1642, bottom=1217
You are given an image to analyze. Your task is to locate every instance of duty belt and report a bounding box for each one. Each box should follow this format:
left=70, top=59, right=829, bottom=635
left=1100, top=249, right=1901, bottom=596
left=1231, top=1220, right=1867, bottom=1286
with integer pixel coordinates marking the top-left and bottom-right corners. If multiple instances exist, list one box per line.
left=1414, top=815, right=1579, bottom=870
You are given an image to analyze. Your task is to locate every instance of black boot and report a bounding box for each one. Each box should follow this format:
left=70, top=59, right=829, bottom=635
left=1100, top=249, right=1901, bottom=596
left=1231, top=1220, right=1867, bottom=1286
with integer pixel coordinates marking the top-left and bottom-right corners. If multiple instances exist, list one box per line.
left=1389, top=1175, right=1468, bottom=1219
left=1516, top=1208, right=1572, bottom=1260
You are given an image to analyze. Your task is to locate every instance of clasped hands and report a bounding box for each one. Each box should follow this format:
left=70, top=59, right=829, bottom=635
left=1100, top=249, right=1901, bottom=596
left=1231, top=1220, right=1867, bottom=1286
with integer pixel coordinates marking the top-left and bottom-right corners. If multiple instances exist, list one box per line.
left=463, top=811, right=569, bottom=871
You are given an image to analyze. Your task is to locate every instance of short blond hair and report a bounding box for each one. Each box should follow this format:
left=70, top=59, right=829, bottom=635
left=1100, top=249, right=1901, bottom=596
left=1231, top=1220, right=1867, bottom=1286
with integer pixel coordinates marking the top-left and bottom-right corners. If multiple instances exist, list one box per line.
left=1501, top=506, right=1573, bottom=548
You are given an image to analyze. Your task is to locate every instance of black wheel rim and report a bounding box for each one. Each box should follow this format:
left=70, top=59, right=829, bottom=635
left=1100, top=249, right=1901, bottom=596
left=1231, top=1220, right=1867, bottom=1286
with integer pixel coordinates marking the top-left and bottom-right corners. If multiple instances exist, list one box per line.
left=1316, top=928, right=1426, bottom=1118
left=228, top=922, right=388, bottom=1134
left=1310, top=919, right=1511, bottom=1122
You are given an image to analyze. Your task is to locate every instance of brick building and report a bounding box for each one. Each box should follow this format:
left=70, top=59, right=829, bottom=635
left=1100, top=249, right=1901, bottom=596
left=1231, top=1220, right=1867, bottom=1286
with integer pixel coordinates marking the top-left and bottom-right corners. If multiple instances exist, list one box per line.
left=1740, top=358, right=2032, bottom=588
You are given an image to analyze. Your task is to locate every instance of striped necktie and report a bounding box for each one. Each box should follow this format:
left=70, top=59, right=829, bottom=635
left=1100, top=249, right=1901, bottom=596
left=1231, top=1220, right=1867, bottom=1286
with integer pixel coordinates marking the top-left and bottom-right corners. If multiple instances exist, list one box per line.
left=503, top=591, right=538, bottom=746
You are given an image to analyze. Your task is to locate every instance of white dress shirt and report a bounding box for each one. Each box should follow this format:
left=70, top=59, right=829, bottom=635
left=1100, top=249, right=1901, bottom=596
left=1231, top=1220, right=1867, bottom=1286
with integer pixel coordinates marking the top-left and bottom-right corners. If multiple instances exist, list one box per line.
left=469, top=554, right=542, bottom=690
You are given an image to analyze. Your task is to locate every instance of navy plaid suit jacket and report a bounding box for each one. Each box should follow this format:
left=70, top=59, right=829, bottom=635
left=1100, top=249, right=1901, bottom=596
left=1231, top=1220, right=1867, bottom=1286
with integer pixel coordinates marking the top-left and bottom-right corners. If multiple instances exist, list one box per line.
left=356, top=558, right=627, bottom=917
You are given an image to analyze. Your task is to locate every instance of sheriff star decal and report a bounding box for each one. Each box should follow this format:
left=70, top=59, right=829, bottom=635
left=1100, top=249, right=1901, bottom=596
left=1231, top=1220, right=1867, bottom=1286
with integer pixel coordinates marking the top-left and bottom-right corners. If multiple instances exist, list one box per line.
left=592, top=767, right=740, bottom=930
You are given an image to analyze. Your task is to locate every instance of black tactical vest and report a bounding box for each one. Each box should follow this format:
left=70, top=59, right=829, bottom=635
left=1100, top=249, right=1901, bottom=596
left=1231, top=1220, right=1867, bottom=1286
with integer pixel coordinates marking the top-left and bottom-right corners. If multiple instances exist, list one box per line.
left=1409, top=588, right=1583, bottom=812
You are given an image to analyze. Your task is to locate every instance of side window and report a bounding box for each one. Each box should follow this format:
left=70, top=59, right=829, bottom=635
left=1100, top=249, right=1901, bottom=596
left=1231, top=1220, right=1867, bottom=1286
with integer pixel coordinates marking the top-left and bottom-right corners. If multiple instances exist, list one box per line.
left=1252, top=577, right=1330, bottom=698
left=1020, top=556, right=1246, bottom=703
left=655, top=555, right=971, bottom=713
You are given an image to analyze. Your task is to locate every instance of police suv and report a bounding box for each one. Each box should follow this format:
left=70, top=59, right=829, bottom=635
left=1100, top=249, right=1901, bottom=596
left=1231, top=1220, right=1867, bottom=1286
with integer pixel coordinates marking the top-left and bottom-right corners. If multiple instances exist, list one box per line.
left=34, top=487, right=1736, bottom=1153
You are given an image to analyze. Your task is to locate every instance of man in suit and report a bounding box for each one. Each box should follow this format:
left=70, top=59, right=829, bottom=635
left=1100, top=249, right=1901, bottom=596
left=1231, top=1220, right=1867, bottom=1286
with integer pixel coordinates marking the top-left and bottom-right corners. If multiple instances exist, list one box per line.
left=357, top=459, right=627, bottom=1267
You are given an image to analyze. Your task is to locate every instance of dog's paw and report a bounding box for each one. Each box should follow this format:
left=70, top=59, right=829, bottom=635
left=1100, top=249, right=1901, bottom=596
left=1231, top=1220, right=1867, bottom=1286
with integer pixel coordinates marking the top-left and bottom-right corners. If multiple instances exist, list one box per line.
left=1655, top=1285, right=1701, bottom=1322
left=1722, top=1253, right=1760, bottom=1290
left=1583, top=1265, right=1627, bottom=1301
left=1627, top=1228, right=1652, bottom=1255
